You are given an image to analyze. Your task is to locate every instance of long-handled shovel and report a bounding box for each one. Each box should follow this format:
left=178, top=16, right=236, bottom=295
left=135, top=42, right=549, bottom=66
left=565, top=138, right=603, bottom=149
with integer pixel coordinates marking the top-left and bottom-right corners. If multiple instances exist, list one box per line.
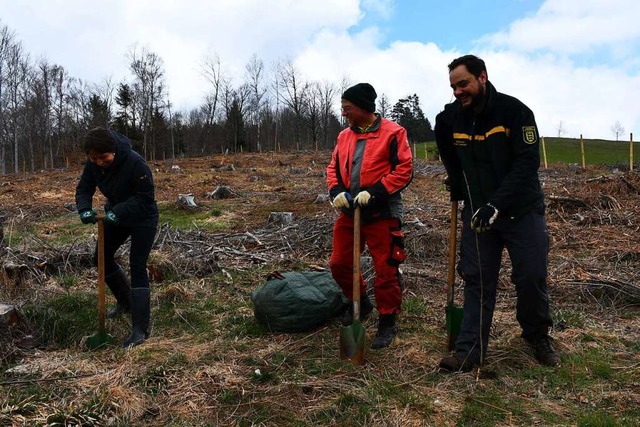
left=339, top=205, right=365, bottom=365
left=446, top=201, right=464, bottom=351
left=86, top=216, right=115, bottom=350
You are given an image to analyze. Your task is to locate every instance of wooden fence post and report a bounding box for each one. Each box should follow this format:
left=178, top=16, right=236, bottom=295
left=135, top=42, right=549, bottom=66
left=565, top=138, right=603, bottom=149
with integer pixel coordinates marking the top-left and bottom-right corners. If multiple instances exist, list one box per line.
left=541, top=136, right=548, bottom=169
left=631, top=133, right=634, bottom=172
left=580, top=134, right=586, bottom=170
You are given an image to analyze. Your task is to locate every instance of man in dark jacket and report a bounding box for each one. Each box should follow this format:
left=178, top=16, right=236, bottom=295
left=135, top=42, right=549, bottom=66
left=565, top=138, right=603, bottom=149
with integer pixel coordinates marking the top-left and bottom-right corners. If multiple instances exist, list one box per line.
left=76, top=127, right=158, bottom=348
left=435, top=55, right=559, bottom=372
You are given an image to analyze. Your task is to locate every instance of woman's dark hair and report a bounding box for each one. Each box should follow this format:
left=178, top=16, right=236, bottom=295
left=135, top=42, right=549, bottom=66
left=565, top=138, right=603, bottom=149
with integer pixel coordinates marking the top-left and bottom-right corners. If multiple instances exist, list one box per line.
left=83, top=127, right=117, bottom=154
left=448, top=54, right=487, bottom=78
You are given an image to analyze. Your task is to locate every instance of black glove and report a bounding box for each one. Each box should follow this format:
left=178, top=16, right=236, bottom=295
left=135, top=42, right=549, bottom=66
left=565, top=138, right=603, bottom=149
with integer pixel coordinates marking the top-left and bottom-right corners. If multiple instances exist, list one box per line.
left=105, top=210, right=120, bottom=225
left=471, top=203, right=499, bottom=233
left=79, top=209, right=97, bottom=225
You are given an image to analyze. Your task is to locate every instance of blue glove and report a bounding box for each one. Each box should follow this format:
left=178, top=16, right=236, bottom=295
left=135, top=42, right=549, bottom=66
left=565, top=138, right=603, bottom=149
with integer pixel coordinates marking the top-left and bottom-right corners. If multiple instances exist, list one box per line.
left=105, top=210, right=119, bottom=225
left=332, top=192, right=352, bottom=209
left=471, top=203, right=499, bottom=233
left=79, top=209, right=97, bottom=225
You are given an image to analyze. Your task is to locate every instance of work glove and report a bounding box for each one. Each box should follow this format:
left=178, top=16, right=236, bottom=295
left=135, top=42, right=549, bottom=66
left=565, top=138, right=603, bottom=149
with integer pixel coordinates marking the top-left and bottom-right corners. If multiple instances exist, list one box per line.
left=332, top=192, right=352, bottom=209
left=354, top=191, right=373, bottom=207
left=444, top=175, right=464, bottom=201
left=105, top=210, right=120, bottom=225
left=443, top=176, right=451, bottom=192
left=79, top=209, right=97, bottom=225
left=471, top=203, right=499, bottom=233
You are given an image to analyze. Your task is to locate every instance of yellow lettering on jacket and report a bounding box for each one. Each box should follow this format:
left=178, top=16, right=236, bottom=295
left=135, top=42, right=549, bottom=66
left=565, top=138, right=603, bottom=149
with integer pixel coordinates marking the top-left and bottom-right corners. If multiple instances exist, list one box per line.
left=453, top=126, right=510, bottom=142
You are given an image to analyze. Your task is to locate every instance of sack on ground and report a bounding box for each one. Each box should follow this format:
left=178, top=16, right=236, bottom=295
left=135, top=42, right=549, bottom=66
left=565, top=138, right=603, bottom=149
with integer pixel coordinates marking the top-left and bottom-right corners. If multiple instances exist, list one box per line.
left=250, top=271, right=348, bottom=333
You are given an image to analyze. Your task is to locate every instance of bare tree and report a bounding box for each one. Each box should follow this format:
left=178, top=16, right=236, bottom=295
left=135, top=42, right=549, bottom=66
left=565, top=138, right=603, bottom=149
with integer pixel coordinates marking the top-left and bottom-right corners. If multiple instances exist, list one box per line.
left=35, top=59, right=53, bottom=169
left=200, top=51, right=226, bottom=154
left=129, top=45, right=165, bottom=159
left=94, top=75, right=116, bottom=127
left=244, top=53, right=267, bottom=152
left=611, top=121, right=625, bottom=141
left=556, top=120, right=567, bottom=138
left=51, top=65, right=71, bottom=165
left=67, top=77, right=94, bottom=135
left=5, top=41, right=30, bottom=173
left=222, top=80, right=251, bottom=153
left=269, top=59, right=283, bottom=152
left=0, top=23, right=16, bottom=174
left=306, top=81, right=323, bottom=151
left=338, top=75, right=352, bottom=128
left=378, top=93, right=390, bottom=118
left=277, top=60, right=309, bottom=150
left=318, top=80, right=338, bottom=149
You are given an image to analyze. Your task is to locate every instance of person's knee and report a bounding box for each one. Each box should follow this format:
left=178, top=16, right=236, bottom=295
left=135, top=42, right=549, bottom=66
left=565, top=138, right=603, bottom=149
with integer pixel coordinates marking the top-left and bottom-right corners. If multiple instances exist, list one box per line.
left=330, top=259, right=350, bottom=274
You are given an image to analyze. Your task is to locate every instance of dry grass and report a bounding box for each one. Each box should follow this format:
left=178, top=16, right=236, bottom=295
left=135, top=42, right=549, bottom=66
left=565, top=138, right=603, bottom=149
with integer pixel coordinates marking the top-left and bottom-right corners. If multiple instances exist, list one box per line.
left=1, top=151, right=639, bottom=426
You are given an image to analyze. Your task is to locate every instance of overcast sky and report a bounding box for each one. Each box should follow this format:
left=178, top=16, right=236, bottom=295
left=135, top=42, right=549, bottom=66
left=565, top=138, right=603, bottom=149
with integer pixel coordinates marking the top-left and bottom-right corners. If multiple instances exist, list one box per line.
left=1, top=0, right=639, bottom=140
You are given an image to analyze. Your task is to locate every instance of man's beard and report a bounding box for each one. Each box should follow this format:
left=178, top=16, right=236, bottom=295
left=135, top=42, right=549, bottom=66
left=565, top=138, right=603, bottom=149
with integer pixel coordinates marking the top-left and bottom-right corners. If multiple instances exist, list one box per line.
left=460, top=83, right=485, bottom=112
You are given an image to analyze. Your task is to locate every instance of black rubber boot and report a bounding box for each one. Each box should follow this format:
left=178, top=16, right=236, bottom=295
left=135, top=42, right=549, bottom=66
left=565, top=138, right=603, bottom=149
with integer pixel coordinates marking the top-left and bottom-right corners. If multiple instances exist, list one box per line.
left=105, top=267, right=131, bottom=319
left=122, top=288, right=150, bottom=348
left=371, top=313, right=397, bottom=349
left=527, top=335, right=560, bottom=366
left=341, top=294, right=374, bottom=326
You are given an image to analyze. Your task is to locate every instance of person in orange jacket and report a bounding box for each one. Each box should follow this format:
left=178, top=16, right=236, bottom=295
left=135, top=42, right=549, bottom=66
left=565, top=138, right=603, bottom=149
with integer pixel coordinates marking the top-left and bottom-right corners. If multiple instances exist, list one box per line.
left=327, top=83, right=413, bottom=349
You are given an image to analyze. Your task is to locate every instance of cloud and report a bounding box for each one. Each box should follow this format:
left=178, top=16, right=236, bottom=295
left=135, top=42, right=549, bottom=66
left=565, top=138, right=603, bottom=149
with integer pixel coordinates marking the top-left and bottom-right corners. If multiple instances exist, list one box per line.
left=1, top=0, right=638, bottom=139
left=479, top=0, right=640, bottom=58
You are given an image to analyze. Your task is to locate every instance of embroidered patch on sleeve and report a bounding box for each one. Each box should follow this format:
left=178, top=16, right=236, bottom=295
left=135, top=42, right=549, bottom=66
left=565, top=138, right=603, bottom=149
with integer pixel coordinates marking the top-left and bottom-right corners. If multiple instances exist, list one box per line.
left=522, top=126, right=537, bottom=144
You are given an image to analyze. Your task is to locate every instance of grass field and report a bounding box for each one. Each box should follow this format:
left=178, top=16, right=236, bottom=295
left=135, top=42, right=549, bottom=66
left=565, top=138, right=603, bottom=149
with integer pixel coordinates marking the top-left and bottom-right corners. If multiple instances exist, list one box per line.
left=415, top=137, right=638, bottom=167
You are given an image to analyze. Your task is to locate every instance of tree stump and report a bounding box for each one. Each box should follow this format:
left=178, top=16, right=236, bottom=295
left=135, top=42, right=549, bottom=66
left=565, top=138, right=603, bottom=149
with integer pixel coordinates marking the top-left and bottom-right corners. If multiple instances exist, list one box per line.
left=0, top=303, right=20, bottom=327
left=1, top=262, right=28, bottom=288
left=176, top=193, right=201, bottom=211
left=206, top=185, right=237, bottom=199
left=268, top=212, right=294, bottom=225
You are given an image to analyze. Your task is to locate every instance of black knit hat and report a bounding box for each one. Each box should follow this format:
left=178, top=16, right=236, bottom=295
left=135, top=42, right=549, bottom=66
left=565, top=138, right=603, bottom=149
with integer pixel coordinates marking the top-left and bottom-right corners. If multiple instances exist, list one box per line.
left=342, top=83, right=377, bottom=113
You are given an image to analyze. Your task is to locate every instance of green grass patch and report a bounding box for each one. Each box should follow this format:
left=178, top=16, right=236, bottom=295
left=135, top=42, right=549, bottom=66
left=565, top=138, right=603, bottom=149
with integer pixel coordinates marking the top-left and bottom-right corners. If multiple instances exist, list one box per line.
left=553, top=308, right=586, bottom=328
left=53, top=273, right=79, bottom=290
left=576, top=411, right=619, bottom=427
left=415, top=138, right=638, bottom=166
left=158, top=203, right=233, bottom=231
left=541, top=137, right=637, bottom=166
left=22, top=291, right=100, bottom=348
left=459, top=391, right=529, bottom=426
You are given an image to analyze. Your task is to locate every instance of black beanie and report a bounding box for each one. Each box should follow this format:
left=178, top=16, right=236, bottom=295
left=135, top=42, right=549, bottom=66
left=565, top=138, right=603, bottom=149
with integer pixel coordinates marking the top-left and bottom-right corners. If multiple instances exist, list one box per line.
left=342, top=83, right=377, bottom=113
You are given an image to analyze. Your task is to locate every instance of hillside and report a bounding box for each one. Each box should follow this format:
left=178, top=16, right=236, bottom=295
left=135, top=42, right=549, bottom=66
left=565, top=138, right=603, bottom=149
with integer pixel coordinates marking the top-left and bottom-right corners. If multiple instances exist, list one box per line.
left=1, top=151, right=639, bottom=426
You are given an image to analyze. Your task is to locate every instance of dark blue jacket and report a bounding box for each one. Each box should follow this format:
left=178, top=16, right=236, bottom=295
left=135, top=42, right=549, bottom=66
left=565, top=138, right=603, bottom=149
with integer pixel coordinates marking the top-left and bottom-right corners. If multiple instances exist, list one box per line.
left=435, top=81, right=544, bottom=219
left=75, top=131, right=158, bottom=227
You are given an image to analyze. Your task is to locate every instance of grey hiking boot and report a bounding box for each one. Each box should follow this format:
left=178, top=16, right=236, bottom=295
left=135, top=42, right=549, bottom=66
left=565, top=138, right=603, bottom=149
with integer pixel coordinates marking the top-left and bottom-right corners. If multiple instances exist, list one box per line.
left=371, top=313, right=397, bottom=349
left=341, top=294, right=374, bottom=326
left=438, top=354, right=478, bottom=373
left=527, top=335, right=560, bottom=366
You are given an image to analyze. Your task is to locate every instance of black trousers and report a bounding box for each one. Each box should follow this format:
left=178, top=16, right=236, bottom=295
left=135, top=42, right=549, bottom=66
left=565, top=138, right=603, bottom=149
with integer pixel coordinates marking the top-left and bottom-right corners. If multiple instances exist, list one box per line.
left=455, top=207, right=553, bottom=362
left=93, top=221, right=158, bottom=289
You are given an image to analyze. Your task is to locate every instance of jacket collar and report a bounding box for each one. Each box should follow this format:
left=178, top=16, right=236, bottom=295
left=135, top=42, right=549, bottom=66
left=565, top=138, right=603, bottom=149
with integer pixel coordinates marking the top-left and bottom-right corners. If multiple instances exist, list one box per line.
left=457, top=80, right=497, bottom=118
left=350, top=113, right=381, bottom=134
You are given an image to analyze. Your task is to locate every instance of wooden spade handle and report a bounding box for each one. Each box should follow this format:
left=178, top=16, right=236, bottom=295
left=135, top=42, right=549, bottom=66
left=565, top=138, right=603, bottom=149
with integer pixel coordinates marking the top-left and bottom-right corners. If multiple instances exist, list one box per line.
left=447, top=201, right=458, bottom=306
left=96, top=216, right=106, bottom=332
left=352, top=206, right=361, bottom=320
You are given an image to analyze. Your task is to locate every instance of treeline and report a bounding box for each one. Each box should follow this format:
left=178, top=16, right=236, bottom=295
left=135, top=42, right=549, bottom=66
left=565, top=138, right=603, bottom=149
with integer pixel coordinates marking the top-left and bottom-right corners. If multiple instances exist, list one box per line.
left=0, top=21, right=434, bottom=174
